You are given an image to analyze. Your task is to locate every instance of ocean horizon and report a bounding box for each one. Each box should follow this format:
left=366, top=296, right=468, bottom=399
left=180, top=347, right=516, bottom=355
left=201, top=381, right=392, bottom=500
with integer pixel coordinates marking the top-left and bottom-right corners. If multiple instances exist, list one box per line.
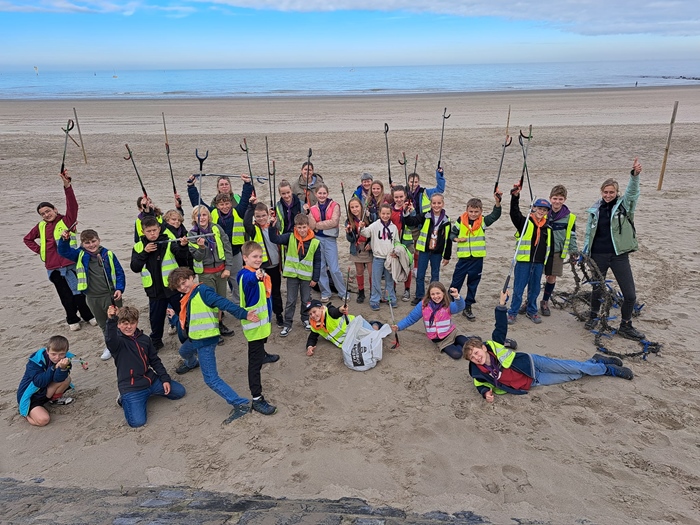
left=1, top=60, right=699, bottom=100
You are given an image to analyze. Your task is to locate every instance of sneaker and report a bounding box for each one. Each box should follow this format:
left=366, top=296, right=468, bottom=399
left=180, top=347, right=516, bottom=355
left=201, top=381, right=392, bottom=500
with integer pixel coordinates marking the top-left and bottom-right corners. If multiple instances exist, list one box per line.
left=605, top=364, right=634, bottom=380
left=88, top=318, right=98, bottom=327
left=68, top=323, right=81, bottom=331
left=584, top=316, right=598, bottom=330
left=252, top=396, right=277, bottom=415
left=263, top=353, right=280, bottom=364
left=153, top=340, right=164, bottom=351
left=540, top=301, right=551, bottom=316
left=526, top=312, right=542, bottom=324
left=276, top=315, right=285, bottom=328
left=280, top=326, right=292, bottom=337
left=504, top=338, right=518, bottom=350
left=356, top=290, right=365, bottom=304
left=219, top=322, right=235, bottom=337
left=507, top=314, right=517, bottom=325
left=303, top=320, right=311, bottom=331
left=100, top=348, right=112, bottom=361
left=168, top=325, right=177, bottom=335
left=176, top=361, right=200, bottom=375
left=116, top=395, right=122, bottom=407
left=321, top=296, right=331, bottom=303
left=370, top=303, right=380, bottom=311
left=463, top=305, right=476, bottom=322
left=618, top=321, right=645, bottom=341
left=50, top=396, right=73, bottom=406
left=518, top=304, right=527, bottom=315
left=411, top=297, right=421, bottom=306
left=592, top=353, right=623, bottom=366
left=402, top=289, right=410, bottom=302
left=217, top=336, right=225, bottom=346
left=223, top=403, right=250, bottom=424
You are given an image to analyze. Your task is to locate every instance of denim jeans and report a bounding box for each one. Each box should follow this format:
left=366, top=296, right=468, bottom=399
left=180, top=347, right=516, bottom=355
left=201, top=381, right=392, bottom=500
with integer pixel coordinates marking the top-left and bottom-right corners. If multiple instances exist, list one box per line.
left=530, top=354, right=606, bottom=387
left=416, top=251, right=443, bottom=299
left=370, top=257, right=396, bottom=305
left=508, top=261, right=544, bottom=317
left=317, top=236, right=347, bottom=298
left=179, top=338, right=249, bottom=406
left=449, top=257, right=484, bottom=306
left=121, top=378, right=186, bottom=428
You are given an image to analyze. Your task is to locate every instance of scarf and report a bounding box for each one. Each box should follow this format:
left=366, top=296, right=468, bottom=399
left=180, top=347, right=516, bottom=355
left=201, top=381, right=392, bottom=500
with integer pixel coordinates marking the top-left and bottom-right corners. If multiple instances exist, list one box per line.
left=427, top=300, right=443, bottom=327
left=293, top=228, right=315, bottom=256
left=528, top=214, right=547, bottom=247
left=178, top=284, right=200, bottom=330
left=191, top=223, right=216, bottom=253
left=460, top=212, right=483, bottom=233
left=482, top=352, right=502, bottom=385
left=548, top=204, right=570, bottom=222
left=318, top=199, right=331, bottom=220
left=380, top=219, right=393, bottom=241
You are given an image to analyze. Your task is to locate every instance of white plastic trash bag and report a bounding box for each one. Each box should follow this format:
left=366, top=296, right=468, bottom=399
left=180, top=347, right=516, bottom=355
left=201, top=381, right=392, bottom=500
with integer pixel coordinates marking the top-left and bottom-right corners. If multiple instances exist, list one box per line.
left=341, top=315, right=392, bottom=371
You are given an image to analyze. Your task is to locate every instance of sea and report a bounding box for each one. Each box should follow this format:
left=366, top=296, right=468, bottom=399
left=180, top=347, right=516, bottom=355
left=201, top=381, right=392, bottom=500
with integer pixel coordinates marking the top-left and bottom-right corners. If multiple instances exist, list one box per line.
left=1, top=60, right=699, bottom=100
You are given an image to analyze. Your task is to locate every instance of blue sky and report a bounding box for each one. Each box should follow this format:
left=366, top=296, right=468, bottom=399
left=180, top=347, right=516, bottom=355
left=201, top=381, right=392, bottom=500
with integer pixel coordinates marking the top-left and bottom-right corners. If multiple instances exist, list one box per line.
left=1, top=1, right=699, bottom=70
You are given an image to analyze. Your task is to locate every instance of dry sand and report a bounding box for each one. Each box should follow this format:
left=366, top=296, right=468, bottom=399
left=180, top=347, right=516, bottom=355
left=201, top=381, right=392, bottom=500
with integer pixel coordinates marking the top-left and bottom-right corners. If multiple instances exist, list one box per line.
left=1, top=86, right=700, bottom=524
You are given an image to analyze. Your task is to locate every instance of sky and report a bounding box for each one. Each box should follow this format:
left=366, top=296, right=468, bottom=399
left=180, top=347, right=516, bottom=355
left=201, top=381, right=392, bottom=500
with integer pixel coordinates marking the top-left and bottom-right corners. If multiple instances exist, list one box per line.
left=1, top=1, right=699, bottom=70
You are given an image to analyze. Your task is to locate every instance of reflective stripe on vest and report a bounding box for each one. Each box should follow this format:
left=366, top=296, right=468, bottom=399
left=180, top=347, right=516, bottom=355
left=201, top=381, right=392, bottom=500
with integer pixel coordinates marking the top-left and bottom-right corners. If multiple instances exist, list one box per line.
left=561, top=213, right=576, bottom=258
left=190, top=226, right=226, bottom=274
left=239, top=279, right=271, bottom=341
left=314, top=311, right=354, bottom=348
left=39, top=219, right=77, bottom=262
left=515, top=221, right=551, bottom=262
left=416, top=218, right=450, bottom=255
left=187, top=287, right=220, bottom=339
left=135, top=215, right=163, bottom=238
left=76, top=250, right=117, bottom=292
left=283, top=236, right=319, bottom=280
left=211, top=208, right=245, bottom=246
left=456, top=221, right=486, bottom=258
left=422, top=305, right=456, bottom=340
left=251, top=227, right=269, bottom=263
left=133, top=239, right=178, bottom=288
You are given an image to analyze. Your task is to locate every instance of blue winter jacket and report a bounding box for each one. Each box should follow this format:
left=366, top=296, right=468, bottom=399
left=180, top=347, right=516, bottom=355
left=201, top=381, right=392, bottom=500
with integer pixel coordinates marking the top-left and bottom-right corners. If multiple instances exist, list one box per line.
left=17, top=349, right=74, bottom=416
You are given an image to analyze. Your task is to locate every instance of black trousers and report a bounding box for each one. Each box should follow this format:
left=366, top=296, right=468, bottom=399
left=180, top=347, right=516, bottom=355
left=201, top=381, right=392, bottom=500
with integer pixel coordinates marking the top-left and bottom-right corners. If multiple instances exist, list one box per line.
left=49, top=269, right=93, bottom=325
left=148, top=294, right=181, bottom=344
left=247, top=337, right=267, bottom=398
left=590, top=252, right=637, bottom=321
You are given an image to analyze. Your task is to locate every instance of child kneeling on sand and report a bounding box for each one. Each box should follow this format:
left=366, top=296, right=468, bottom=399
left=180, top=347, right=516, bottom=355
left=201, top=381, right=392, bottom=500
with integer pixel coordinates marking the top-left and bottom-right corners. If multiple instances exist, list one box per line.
left=106, top=305, right=185, bottom=427
left=464, top=291, right=634, bottom=403
left=17, top=335, right=74, bottom=427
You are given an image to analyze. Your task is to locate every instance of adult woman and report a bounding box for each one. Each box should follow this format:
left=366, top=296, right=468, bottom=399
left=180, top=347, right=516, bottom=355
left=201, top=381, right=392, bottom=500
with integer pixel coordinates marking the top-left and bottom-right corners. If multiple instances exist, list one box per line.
left=582, top=158, right=645, bottom=340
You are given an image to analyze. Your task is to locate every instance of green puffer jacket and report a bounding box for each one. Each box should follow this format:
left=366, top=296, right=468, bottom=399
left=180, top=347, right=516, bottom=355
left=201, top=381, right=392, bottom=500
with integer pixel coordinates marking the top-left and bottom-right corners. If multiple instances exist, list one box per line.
left=583, top=173, right=640, bottom=256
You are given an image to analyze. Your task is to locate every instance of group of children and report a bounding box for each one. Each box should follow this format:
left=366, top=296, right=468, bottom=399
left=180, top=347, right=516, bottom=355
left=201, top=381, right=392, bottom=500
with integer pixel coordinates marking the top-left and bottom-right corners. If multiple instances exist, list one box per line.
left=19, top=155, right=644, bottom=427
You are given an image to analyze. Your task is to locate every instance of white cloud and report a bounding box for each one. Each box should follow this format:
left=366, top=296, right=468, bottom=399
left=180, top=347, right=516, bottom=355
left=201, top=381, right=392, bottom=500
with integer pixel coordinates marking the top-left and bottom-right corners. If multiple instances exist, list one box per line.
left=1, top=0, right=699, bottom=35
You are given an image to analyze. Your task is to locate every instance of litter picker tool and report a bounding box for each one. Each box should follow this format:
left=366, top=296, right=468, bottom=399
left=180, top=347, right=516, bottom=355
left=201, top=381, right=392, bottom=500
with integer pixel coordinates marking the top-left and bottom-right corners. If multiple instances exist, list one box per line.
left=413, top=154, right=418, bottom=176
left=384, top=123, right=393, bottom=186
left=437, top=107, right=450, bottom=170
left=388, top=297, right=400, bottom=349
left=516, top=125, right=533, bottom=201
left=162, top=113, right=180, bottom=206
left=60, top=119, right=75, bottom=175
left=493, top=105, right=513, bottom=198
left=398, top=152, right=409, bottom=188
left=304, top=148, right=313, bottom=205
left=502, top=196, right=536, bottom=294
left=72, top=108, right=87, bottom=164
left=340, top=182, right=356, bottom=243
left=156, top=233, right=214, bottom=244
left=124, top=144, right=148, bottom=199
left=265, top=136, right=276, bottom=208
left=195, top=148, right=208, bottom=228
left=343, top=266, right=351, bottom=325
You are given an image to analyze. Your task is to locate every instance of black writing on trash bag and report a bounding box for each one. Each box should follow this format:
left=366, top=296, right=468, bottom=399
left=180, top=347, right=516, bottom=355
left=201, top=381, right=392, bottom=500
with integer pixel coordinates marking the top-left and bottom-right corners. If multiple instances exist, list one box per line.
left=351, top=341, right=366, bottom=367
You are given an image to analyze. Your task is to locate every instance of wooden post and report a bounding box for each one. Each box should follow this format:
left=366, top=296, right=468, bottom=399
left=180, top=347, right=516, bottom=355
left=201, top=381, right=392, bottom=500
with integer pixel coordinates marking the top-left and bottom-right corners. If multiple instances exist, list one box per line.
left=657, top=101, right=678, bottom=190
left=73, top=107, right=88, bottom=164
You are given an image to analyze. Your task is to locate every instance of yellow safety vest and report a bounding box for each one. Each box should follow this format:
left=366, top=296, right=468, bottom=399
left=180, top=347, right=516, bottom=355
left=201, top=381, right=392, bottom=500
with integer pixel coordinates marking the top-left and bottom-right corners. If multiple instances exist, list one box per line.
left=211, top=208, right=245, bottom=246
left=39, top=219, right=77, bottom=262
left=186, top=286, right=220, bottom=340
left=239, top=278, right=271, bottom=341
left=250, top=227, right=270, bottom=263
left=313, top=311, right=354, bottom=348
left=133, top=236, right=178, bottom=289
left=283, top=236, right=319, bottom=281
left=76, top=250, right=117, bottom=292
left=416, top=218, right=450, bottom=256
left=472, top=341, right=514, bottom=395
left=561, top=213, right=577, bottom=258
left=190, top=226, right=226, bottom=274
left=456, top=220, right=486, bottom=258
left=515, top=221, right=551, bottom=262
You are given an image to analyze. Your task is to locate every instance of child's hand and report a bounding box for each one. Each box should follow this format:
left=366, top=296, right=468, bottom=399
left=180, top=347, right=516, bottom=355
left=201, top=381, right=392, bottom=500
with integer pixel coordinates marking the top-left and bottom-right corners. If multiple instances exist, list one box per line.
left=303, top=203, right=310, bottom=212
left=180, top=236, right=188, bottom=246
left=499, top=290, right=510, bottom=306
left=246, top=311, right=260, bottom=322
left=187, top=175, right=196, bottom=186
left=484, top=390, right=495, bottom=403
left=510, top=184, right=521, bottom=197
left=437, top=167, right=444, bottom=175
left=339, top=305, right=349, bottom=315
left=57, top=357, right=71, bottom=370
left=107, top=305, right=118, bottom=318
left=196, top=237, right=206, bottom=247
left=163, top=382, right=171, bottom=395
left=255, top=269, right=265, bottom=280
left=441, top=258, right=449, bottom=267
left=391, top=324, right=399, bottom=332
left=113, top=290, right=122, bottom=301
left=449, top=287, right=460, bottom=299
left=60, top=169, right=71, bottom=187
left=454, top=237, right=467, bottom=243
left=144, top=242, right=157, bottom=253
left=310, top=280, right=317, bottom=287
left=494, top=190, right=503, bottom=204
left=60, top=230, right=71, bottom=241
left=250, top=195, right=258, bottom=204
left=241, top=173, right=251, bottom=184
left=221, top=270, right=230, bottom=280
left=166, top=308, right=175, bottom=320
left=269, top=213, right=277, bottom=226
left=306, top=345, right=315, bottom=356
left=174, top=193, right=182, bottom=207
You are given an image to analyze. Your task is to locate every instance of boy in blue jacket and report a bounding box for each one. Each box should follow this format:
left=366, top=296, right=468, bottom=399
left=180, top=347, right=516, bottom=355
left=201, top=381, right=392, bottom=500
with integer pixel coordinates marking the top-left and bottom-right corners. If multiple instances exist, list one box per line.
left=17, top=335, right=74, bottom=427
left=59, top=228, right=125, bottom=361
left=106, top=305, right=185, bottom=427
left=167, top=266, right=265, bottom=424
left=464, top=291, right=634, bottom=403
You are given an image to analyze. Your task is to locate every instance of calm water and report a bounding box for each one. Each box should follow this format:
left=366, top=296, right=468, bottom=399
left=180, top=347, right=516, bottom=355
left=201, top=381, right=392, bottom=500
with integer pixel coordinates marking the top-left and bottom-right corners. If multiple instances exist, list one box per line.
left=1, top=60, right=699, bottom=100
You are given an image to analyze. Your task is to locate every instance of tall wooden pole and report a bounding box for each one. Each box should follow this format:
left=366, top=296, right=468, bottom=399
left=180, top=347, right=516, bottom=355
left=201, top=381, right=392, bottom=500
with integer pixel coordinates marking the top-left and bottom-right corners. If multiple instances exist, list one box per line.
left=657, top=101, right=678, bottom=190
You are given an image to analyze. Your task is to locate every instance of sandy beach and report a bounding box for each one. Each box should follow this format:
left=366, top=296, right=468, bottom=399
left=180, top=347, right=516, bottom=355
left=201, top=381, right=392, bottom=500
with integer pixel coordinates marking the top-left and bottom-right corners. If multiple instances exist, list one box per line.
left=2, top=86, right=700, bottom=524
